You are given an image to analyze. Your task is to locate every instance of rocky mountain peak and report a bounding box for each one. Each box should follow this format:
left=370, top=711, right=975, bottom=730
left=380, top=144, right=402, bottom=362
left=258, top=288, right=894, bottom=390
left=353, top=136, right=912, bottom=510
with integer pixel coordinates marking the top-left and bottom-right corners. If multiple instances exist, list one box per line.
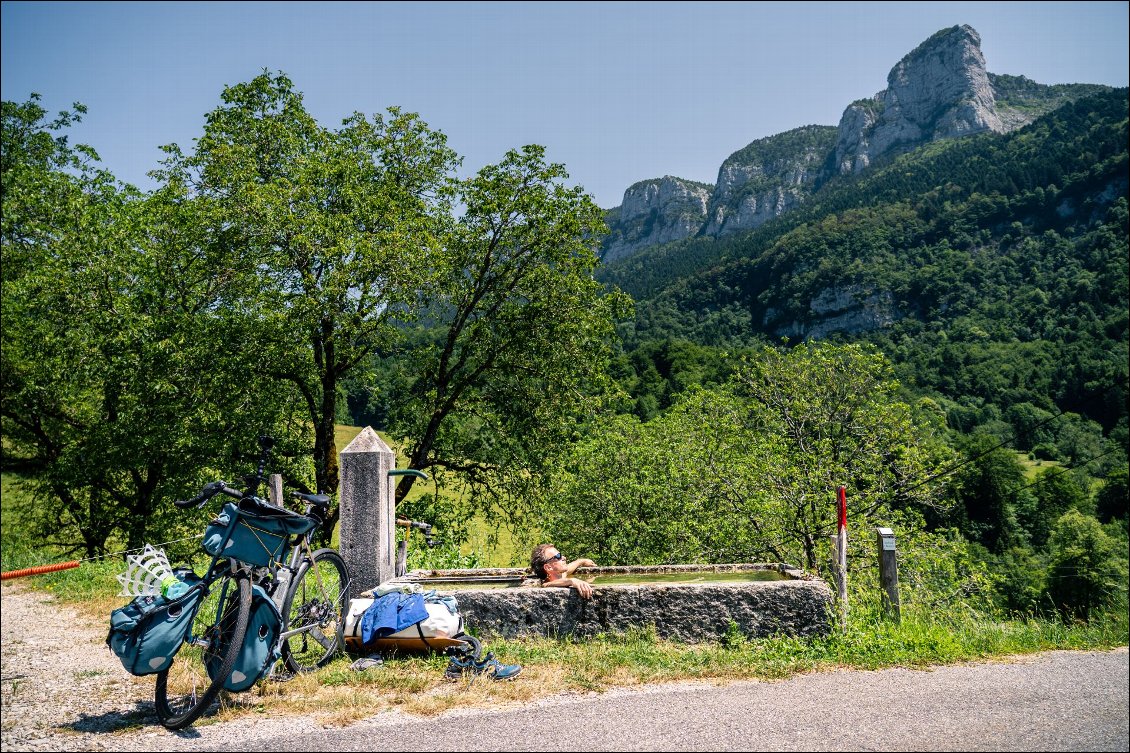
left=601, top=176, right=713, bottom=263
left=831, top=24, right=1004, bottom=175
left=600, top=25, right=1106, bottom=264
left=703, top=125, right=838, bottom=238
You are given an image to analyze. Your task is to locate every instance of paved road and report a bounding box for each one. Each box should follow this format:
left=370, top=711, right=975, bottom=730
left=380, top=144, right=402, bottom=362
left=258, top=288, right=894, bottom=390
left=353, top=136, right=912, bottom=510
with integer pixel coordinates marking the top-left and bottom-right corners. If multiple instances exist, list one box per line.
left=205, top=649, right=1128, bottom=752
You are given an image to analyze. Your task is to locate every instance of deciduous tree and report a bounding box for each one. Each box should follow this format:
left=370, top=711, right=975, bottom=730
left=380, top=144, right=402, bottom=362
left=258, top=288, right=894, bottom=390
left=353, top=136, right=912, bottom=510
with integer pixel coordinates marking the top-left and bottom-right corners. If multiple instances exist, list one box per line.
left=386, top=146, right=631, bottom=524
left=154, top=72, right=460, bottom=518
left=2, top=96, right=287, bottom=556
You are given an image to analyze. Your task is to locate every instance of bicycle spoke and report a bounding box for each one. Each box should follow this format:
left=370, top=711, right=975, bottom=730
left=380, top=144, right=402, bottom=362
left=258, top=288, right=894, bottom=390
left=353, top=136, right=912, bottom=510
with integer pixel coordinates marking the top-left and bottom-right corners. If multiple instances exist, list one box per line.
left=281, top=549, right=349, bottom=673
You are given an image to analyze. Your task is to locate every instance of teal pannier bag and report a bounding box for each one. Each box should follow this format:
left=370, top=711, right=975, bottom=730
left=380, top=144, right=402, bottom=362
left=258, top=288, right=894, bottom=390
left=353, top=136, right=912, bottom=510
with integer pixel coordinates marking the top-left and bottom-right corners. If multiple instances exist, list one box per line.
left=107, top=584, right=204, bottom=676
left=208, top=584, right=282, bottom=692
left=202, top=497, right=317, bottom=568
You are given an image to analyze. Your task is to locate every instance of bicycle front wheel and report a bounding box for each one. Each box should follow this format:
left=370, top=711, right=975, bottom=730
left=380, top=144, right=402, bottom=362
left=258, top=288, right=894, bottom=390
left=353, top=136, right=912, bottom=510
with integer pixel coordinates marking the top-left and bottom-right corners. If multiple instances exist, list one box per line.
left=155, top=567, right=251, bottom=730
left=281, top=548, right=350, bottom=673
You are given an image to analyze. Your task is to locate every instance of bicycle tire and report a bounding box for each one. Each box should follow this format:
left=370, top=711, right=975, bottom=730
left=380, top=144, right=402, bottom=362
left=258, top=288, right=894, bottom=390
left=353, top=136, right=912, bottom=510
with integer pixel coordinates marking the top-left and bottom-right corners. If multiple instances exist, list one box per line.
left=154, top=567, right=251, bottom=730
left=280, top=548, right=350, bottom=673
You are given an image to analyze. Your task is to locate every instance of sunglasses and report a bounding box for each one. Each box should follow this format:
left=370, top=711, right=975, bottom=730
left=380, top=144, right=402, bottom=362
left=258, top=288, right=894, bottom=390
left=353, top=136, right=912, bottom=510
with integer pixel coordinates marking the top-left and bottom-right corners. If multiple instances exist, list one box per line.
left=544, top=552, right=565, bottom=563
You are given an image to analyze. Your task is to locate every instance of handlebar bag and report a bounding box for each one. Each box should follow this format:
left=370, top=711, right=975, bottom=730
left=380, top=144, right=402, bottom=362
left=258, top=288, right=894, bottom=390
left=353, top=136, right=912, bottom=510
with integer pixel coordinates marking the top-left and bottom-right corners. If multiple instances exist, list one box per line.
left=202, top=498, right=318, bottom=568
left=106, top=582, right=205, bottom=676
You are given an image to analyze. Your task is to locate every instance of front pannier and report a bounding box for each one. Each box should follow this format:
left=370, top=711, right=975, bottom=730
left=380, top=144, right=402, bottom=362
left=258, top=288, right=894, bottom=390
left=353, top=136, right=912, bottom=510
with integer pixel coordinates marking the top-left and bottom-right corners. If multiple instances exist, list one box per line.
left=206, top=584, right=282, bottom=691
left=107, top=584, right=205, bottom=676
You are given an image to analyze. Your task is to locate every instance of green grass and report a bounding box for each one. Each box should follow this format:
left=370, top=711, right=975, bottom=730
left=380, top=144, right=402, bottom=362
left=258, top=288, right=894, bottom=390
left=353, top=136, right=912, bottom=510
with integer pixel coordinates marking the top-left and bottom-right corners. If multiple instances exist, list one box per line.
left=8, top=436, right=1125, bottom=725
left=7, top=561, right=1126, bottom=725
left=4, top=457, right=1126, bottom=725
left=1016, top=451, right=1062, bottom=480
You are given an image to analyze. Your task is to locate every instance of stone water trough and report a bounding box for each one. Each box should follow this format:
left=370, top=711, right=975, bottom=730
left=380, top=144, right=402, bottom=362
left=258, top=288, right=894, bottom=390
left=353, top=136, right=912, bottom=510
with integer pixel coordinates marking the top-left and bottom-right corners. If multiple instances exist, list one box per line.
left=405, top=563, right=832, bottom=643
left=337, top=430, right=832, bottom=644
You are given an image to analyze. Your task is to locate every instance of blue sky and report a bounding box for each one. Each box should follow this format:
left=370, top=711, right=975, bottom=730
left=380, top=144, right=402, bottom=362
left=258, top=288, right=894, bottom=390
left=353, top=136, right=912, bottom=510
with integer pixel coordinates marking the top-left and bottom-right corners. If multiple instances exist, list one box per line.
left=2, top=1, right=1127, bottom=209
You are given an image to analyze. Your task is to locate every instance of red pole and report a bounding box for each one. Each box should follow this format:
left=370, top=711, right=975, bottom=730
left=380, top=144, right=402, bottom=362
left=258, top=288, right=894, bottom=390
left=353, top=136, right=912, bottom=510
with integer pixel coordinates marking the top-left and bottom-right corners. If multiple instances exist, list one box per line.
left=835, top=486, right=848, bottom=625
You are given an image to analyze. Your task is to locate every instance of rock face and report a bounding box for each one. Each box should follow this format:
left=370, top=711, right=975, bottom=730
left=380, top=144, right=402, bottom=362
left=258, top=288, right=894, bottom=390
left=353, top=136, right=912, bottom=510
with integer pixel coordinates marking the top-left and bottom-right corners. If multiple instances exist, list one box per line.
left=703, top=125, right=838, bottom=238
left=766, top=285, right=899, bottom=340
left=831, top=25, right=1003, bottom=175
left=603, top=26, right=1007, bottom=258
left=602, top=24, right=1092, bottom=264
left=601, top=176, right=712, bottom=263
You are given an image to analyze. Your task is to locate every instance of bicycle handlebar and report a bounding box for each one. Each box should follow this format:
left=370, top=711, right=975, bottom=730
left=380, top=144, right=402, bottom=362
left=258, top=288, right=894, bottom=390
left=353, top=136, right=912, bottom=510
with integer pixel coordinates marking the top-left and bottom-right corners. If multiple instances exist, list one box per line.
left=173, top=436, right=280, bottom=510
left=173, top=480, right=243, bottom=509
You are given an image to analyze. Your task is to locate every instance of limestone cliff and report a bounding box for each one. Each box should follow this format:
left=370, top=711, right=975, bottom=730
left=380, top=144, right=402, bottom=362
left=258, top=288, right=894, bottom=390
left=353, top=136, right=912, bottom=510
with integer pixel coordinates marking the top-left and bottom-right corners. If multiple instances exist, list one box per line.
left=831, top=25, right=1003, bottom=175
left=703, top=125, right=838, bottom=238
left=601, top=176, right=712, bottom=263
left=600, top=24, right=1111, bottom=268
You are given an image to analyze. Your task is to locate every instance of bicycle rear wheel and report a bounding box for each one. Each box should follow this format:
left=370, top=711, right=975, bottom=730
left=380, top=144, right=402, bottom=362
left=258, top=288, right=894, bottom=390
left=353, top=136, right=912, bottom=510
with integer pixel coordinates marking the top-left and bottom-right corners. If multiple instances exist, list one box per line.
left=281, top=548, right=350, bottom=673
left=154, top=567, right=251, bottom=730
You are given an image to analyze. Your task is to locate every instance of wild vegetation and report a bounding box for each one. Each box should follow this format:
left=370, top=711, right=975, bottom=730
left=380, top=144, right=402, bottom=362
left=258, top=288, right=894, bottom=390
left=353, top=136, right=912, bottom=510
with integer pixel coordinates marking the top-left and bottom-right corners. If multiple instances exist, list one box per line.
left=586, top=88, right=1129, bottom=624
left=1, top=72, right=1127, bottom=706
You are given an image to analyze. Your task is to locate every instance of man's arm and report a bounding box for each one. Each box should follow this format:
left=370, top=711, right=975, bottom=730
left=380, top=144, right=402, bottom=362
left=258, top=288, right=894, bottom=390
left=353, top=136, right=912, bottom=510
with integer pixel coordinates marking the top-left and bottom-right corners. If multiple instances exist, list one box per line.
left=542, top=577, right=593, bottom=599
left=565, top=558, right=596, bottom=577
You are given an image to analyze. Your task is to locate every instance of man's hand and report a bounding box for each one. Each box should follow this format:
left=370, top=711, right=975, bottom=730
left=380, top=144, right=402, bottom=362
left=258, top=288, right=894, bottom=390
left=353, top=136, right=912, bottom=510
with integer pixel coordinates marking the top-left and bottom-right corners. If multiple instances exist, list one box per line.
left=570, top=577, right=594, bottom=599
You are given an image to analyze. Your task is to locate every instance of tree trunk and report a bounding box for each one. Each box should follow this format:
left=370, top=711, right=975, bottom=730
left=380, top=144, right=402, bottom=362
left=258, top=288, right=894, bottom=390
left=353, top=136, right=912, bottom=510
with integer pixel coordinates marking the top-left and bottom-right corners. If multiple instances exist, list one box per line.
left=803, top=532, right=817, bottom=572
left=312, top=319, right=340, bottom=498
left=311, top=320, right=340, bottom=545
left=126, top=468, right=161, bottom=555
left=313, top=381, right=339, bottom=545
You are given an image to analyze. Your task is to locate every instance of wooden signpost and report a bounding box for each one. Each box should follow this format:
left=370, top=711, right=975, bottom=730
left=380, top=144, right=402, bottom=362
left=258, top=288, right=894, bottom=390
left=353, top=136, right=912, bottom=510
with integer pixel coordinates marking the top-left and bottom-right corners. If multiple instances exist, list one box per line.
left=876, top=526, right=901, bottom=622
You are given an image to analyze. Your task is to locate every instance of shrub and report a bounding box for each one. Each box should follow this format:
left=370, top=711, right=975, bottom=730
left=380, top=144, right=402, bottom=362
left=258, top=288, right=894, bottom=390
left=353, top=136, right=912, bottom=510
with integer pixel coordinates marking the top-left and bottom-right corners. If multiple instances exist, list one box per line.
left=1045, top=510, right=1126, bottom=620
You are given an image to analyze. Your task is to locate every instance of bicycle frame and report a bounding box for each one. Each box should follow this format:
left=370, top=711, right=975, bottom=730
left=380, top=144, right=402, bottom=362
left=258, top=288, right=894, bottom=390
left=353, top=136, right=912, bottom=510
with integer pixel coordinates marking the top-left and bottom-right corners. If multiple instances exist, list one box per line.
left=274, top=535, right=341, bottom=643
left=261, top=494, right=349, bottom=646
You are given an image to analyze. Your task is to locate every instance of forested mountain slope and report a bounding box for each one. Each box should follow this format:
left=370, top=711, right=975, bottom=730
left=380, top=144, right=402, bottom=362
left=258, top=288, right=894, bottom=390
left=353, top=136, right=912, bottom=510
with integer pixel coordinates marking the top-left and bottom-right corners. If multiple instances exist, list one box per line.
left=602, top=89, right=1129, bottom=440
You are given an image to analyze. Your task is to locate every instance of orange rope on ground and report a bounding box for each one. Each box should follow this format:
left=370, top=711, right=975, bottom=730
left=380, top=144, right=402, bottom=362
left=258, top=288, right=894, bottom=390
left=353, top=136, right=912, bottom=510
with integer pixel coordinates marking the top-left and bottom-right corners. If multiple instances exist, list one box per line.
left=1, top=560, right=81, bottom=580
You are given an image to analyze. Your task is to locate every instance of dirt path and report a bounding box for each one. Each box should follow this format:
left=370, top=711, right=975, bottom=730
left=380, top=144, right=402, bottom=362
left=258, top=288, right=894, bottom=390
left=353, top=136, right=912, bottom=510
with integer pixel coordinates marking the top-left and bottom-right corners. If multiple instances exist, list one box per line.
left=0, top=582, right=319, bottom=751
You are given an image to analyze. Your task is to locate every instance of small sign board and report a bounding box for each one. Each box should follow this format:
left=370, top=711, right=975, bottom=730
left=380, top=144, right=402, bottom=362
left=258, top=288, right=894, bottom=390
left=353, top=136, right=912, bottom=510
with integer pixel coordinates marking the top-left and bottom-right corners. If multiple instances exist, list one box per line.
left=877, top=527, right=896, bottom=550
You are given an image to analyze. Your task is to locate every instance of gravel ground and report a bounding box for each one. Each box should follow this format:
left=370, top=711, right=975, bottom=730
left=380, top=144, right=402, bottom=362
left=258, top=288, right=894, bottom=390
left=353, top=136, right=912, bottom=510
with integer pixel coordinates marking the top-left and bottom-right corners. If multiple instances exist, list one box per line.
left=1, top=582, right=323, bottom=752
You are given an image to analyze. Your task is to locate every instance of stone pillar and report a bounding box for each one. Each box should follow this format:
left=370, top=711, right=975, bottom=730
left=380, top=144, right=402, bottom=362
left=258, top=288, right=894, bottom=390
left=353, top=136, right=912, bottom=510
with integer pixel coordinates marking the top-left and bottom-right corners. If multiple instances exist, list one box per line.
left=339, top=427, right=396, bottom=595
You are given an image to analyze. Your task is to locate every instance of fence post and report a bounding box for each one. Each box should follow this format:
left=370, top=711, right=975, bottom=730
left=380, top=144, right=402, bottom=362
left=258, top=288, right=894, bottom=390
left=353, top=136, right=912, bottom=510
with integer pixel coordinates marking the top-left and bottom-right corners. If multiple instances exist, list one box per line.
left=876, top=527, right=901, bottom=622
left=267, top=473, right=284, bottom=507
left=339, top=427, right=397, bottom=595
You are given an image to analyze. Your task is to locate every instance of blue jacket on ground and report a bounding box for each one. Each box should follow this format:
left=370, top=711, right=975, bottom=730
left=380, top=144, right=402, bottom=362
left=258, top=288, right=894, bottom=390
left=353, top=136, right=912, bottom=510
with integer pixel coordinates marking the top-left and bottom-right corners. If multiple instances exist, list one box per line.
left=360, top=592, right=430, bottom=644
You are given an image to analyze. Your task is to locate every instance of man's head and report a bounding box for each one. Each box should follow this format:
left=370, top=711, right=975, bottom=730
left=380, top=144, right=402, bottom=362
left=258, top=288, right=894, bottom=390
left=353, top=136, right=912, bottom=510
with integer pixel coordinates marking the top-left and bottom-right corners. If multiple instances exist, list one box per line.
left=530, top=543, right=566, bottom=580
